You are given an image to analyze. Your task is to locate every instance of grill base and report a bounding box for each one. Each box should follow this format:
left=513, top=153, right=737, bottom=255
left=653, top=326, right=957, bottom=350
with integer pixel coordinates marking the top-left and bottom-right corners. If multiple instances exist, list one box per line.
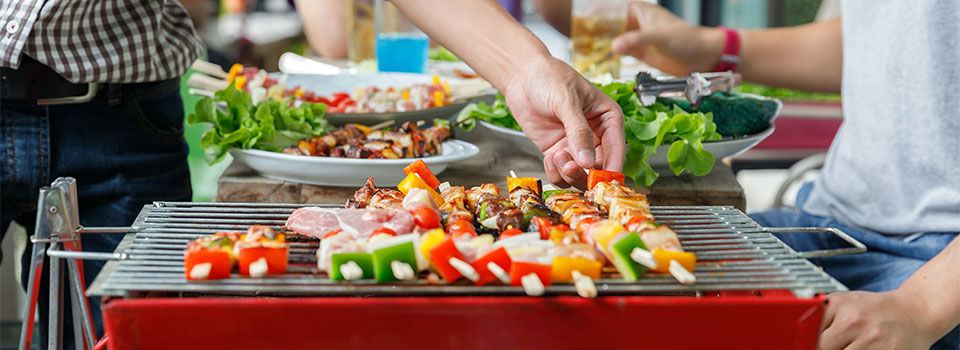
left=102, top=293, right=824, bottom=350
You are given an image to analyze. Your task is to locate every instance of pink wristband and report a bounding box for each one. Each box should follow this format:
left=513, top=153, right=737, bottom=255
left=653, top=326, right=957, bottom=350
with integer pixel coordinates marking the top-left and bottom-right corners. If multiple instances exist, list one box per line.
left=712, top=26, right=740, bottom=72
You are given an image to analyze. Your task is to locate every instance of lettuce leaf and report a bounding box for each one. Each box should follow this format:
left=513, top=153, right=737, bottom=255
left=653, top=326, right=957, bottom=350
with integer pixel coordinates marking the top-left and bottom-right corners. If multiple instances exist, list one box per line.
left=457, top=82, right=723, bottom=186
left=187, top=87, right=331, bottom=164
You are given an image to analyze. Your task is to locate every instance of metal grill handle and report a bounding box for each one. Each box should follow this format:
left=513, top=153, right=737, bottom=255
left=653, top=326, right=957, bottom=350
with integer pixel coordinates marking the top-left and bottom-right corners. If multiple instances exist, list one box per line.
left=765, top=227, right=867, bottom=259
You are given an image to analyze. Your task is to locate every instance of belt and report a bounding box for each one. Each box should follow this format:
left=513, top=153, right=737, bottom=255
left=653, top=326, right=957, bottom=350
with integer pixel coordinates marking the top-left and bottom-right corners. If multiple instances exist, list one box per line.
left=1, top=55, right=98, bottom=105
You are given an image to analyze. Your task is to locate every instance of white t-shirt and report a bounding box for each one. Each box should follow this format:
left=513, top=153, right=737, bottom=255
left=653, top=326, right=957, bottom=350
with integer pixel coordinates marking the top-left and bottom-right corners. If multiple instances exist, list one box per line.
left=802, top=0, right=960, bottom=235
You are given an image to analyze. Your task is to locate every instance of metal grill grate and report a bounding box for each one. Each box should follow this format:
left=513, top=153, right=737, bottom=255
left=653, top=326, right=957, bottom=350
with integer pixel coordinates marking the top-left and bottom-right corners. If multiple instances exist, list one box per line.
left=87, top=202, right=850, bottom=297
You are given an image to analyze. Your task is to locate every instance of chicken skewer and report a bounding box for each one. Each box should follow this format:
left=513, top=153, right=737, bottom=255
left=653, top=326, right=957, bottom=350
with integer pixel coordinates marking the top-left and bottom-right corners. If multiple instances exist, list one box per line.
left=582, top=170, right=696, bottom=285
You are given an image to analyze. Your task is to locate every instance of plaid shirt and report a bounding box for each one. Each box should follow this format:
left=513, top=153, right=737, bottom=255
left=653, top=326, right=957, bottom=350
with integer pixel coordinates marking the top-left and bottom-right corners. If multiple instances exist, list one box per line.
left=0, top=0, right=203, bottom=83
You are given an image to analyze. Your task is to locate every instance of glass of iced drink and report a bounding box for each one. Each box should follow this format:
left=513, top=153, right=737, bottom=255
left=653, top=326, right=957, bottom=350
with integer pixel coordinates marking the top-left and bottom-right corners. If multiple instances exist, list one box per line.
left=348, top=0, right=376, bottom=64
left=374, top=0, right=429, bottom=73
left=571, top=0, right=627, bottom=80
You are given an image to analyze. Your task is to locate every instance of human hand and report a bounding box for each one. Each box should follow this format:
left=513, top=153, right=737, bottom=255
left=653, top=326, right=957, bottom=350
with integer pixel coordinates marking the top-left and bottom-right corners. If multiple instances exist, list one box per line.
left=500, top=57, right=625, bottom=189
left=611, top=1, right=725, bottom=76
left=820, top=290, right=938, bottom=350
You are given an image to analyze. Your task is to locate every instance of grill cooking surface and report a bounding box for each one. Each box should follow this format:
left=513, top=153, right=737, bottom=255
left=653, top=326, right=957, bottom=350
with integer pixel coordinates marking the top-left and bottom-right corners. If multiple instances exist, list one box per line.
left=87, top=202, right=847, bottom=297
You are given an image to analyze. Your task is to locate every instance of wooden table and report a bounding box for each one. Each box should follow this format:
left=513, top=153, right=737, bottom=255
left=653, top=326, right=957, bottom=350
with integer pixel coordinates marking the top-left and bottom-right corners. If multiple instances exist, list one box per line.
left=216, top=127, right=746, bottom=210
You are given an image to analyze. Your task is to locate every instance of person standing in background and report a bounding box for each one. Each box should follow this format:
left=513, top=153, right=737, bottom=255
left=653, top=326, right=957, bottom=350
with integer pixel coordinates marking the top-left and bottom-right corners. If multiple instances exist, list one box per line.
left=3, top=0, right=624, bottom=347
left=601, top=1, right=959, bottom=349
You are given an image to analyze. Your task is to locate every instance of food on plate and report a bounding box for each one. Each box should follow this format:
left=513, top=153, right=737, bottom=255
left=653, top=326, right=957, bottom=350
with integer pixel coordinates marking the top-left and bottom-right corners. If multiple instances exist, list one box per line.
left=456, top=82, right=724, bottom=186
left=187, top=83, right=332, bottom=164
left=224, top=64, right=456, bottom=113
left=281, top=120, right=452, bottom=159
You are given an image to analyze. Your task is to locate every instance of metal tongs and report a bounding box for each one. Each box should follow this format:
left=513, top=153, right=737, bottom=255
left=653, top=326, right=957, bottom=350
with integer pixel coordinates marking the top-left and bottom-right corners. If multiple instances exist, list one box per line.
left=633, top=71, right=742, bottom=108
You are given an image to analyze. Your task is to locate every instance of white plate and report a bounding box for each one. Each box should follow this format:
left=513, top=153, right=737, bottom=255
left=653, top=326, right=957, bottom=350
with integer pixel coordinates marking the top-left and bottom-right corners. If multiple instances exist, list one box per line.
left=281, top=72, right=490, bottom=126
left=230, top=140, right=480, bottom=187
left=476, top=121, right=542, bottom=157
left=646, top=125, right=775, bottom=170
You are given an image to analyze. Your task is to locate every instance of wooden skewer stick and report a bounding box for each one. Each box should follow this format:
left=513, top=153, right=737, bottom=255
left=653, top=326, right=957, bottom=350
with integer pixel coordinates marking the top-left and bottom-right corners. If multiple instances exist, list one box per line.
left=449, top=257, right=480, bottom=282
left=630, top=247, right=658, bottom=269
left=668, top=260, right=696, bottom=285
left=391, top=261, right=416, bottom=280
left=509, top=170, right=519, bottom=178
left=339, top=261, right=364, bottom=280
left=369, top=120, right=396, bottom=131
left=486, top=262, right=511, bottom=284
left=571, top=270, right=598, bottom=298
left=520, top=273, right=545, bottom=296
left=416, top=120, right=426, bottom=127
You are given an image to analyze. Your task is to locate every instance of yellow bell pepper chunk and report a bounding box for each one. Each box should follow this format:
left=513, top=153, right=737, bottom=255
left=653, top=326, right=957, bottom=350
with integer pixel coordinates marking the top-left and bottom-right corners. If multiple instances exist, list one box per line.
left=398, top=173, right=443, bottom=206
left=506, top=177, right=542, bottom=195
left=233, top=76, right=247, bottom=90
left=419, top=229, right=447, bottom=265
left=350, top=123, right=373, bottom=136
left=651, top=249, right=696, bottom=273
left=432, top=90, right=444, bottom=107
left=432, top=75, right=440, bottom=85
left=551, top=256, right=602, bottom=282
left=402, top=89, right=410, bottom=100
left=442, top=81, right=451, bottom=94
left=590, top=220, right=627, bottom=254
left=226, top=63, right=243, bottom=83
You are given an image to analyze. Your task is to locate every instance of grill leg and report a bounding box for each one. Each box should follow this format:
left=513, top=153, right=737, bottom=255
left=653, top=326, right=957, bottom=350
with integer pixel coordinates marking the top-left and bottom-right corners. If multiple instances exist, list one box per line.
left=49, top=248, right=64, bottom=350
left=67, top=257, right=97, bottom=349
left=18, top=238, right=47, bottom=350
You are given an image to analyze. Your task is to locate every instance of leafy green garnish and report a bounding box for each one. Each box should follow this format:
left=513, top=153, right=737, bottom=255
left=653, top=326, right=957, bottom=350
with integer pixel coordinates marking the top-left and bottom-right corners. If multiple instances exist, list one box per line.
left=455, top=93, right=517, bottom=132
left=457, top=82, right=723, bottom=186
left=428, top=46, right=460, bottom=62
left=734, top=82, right=841, bottom=102
left=187, top=87, right=332, bottom=164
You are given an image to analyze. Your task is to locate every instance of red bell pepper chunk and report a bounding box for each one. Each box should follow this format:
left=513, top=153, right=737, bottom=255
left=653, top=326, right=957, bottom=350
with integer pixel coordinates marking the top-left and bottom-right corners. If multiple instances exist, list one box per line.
left=587, top=169, right=626, bottom=191
left=427, top=237, right=468, bottom=283
left=470, top=247, right=512, bottom=286
left=403, top=159, right=441, bottom=189
left=530, top=217, right=554, bottom=240
left=184, top=246, right=233, bottom=280
left=236, top=243, right=289, bottom=276
left=509, top=261, right=553, bottom=287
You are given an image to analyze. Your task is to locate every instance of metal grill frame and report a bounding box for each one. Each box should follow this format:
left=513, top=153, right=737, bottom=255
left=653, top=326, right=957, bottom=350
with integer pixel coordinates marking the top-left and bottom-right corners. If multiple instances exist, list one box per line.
left=87, top=202, right=857, bottom=298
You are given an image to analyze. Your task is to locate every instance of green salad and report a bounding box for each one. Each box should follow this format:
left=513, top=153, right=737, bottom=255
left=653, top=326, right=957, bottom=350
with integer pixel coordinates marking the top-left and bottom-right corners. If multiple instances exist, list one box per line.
left=457, top=82, right=723, bottom=186
left=187, top=87, right=332, bottom=164
left=428, top=46, right=460, bottom=62
left=734, top=82, right=841, bottom=102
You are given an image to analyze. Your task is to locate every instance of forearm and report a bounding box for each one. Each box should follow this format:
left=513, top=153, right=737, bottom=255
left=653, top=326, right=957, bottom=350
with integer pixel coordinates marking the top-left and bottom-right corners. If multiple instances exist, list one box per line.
left=737, top=18, right=842, bottom=93
left=391, top=0, right=553, bottom=90
left=896, top=235, right=960, bottom=341
left=295, top=0, right=349, bottom=59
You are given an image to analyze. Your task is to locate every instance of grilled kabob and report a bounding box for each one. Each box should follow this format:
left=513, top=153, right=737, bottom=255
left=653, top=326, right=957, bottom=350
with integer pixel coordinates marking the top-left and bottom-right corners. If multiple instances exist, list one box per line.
left=438, top=185, right=475, bottom=227
left=283, top=121, right=451, bottom=159
left=465, top=184, right=523, bottom=233
left=505, top=176, right=562, bottom=229
left=544, top=192, right=604, bottom=236
left=346, top=177, right=404, bottom=210
left=581, top=170, right=682, bottom=251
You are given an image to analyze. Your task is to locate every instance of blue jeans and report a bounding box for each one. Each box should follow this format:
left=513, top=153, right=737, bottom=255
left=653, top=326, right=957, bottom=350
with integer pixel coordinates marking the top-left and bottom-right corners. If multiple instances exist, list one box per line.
left=1, top=78, right=192, bottom=349
left=751, top=183, right=959, bottom=349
